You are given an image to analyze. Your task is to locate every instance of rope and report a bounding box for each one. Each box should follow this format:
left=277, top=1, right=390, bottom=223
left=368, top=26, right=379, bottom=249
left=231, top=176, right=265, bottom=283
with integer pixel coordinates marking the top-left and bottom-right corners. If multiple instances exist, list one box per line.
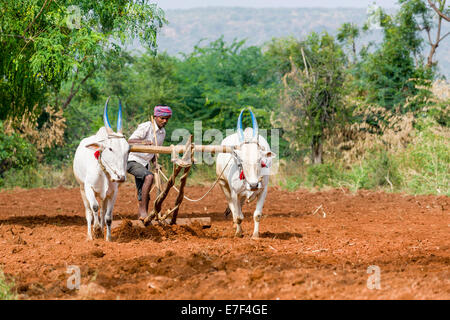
left=157, top=155, right=233, bottom=202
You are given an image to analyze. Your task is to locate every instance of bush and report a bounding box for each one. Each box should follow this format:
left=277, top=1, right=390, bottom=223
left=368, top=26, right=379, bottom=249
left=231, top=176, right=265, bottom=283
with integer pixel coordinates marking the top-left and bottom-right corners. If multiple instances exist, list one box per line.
left=0, top=270, right=16, bottom=300
left=0, top=121, right=37, bottom=179
left=305, top=163, right=341, bottom=188
left=359, top=150, right=402, bottom=190
left=398, top=121, right=449, bottom=195
left=0, top=164, right=77, bottom=189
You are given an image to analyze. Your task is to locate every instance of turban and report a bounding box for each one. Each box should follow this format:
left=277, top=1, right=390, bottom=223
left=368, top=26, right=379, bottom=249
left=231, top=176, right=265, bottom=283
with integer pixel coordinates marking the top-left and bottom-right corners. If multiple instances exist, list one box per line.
left=154, top=106, right=172, bottom=117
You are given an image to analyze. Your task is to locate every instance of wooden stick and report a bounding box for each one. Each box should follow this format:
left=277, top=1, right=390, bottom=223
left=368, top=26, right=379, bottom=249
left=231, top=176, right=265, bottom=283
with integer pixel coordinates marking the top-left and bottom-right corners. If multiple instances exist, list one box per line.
left=148, top=164, right=182, bottom=221
left=130, top=144, right=234, bottom=154
left=151, top=116, right=162, bottom=197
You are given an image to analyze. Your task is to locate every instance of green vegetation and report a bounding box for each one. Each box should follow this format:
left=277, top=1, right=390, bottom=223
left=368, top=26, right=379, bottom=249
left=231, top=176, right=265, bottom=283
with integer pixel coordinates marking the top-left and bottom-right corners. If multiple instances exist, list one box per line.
left=0, top=270, right=17, bottom=300
left=0, top=1, right=449, bottom=196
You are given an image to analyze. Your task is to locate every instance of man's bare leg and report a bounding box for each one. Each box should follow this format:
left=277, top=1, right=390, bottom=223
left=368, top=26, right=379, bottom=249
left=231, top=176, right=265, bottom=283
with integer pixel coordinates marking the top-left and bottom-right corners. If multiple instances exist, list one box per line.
left=138, top=174, right=154, bottom=220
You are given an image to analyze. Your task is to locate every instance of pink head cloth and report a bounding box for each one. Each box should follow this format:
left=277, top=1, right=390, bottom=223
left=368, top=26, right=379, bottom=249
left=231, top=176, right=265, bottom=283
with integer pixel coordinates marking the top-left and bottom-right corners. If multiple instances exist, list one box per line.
left=154, top=106, right=172, bottom=117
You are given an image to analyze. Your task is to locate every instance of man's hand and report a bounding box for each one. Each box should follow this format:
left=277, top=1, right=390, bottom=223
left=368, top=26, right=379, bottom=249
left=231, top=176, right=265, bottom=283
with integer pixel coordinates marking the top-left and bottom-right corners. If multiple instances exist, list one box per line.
left=154, top=163, right=162, bottom=171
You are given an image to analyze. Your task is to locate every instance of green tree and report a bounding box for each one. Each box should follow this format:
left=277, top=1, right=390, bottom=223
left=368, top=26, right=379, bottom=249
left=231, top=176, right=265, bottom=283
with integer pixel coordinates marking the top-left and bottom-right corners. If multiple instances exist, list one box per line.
left=0, top=0, right=166, bottom=121
left=337, top=22, right=360, bottom=63
left=176, top=37, right=278, bottom=132
left=271, top=33, right=349, bottom=164
left=354, top=3, right=434, bottom=110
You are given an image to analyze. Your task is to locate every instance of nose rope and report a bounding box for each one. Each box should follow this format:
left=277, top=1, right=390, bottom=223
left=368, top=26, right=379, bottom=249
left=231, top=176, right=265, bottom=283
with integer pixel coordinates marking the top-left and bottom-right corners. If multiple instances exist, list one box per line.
left=98, top=152, right=121, bottom=182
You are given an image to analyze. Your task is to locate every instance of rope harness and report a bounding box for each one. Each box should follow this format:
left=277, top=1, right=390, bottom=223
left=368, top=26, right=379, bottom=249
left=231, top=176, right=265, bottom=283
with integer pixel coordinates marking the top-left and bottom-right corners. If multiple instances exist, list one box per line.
left=156, top=155, right=233, bottom=202
left=94, top=134, right=126, bottom=183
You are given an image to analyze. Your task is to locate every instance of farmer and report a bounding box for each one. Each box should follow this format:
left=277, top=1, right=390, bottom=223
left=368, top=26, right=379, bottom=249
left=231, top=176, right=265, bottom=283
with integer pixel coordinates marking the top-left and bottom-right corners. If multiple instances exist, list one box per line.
left=127, top=106, right=172, bottom=222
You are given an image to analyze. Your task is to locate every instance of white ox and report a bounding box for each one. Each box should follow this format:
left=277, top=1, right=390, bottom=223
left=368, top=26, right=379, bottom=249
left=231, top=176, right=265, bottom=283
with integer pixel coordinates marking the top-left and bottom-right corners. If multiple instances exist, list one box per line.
left=216, top=108, right=276, bottom=239
left=73, top=98, right=129, bottom=241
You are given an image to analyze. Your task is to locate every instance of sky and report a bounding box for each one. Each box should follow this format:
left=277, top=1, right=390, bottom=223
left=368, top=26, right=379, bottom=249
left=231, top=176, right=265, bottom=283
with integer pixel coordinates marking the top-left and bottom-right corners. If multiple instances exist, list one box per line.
left=153, top=0, right=399, bottom=10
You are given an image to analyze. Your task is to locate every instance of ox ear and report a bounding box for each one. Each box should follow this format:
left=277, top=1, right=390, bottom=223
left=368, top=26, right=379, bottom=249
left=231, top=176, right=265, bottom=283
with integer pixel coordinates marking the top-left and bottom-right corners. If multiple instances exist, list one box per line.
left=262, top=150, right=276, bottom=159
left=85, top=142, right=104, bottom=151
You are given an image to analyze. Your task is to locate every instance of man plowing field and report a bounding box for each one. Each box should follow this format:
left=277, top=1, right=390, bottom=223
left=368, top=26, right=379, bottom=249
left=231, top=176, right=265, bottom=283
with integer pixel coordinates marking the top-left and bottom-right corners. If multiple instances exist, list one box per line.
left=126, top=106, right=173, bottom=223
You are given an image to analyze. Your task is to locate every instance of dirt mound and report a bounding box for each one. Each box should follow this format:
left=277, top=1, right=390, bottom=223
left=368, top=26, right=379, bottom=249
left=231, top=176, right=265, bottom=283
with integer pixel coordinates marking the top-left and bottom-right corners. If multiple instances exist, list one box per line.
left=113, top=219, right=215, bottom=242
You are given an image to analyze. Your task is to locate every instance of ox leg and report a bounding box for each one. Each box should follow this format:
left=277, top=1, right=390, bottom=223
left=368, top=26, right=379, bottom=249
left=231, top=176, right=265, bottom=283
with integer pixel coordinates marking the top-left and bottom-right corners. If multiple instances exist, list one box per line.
left=229, top=194, right=244, bottom=238
left=252, top=185, right=268, bottom=239
left=84, top=185, right=101, bottom=238
left=80, top=186, right=94, bottom=241
left=104, top=192, right=117, bottom=242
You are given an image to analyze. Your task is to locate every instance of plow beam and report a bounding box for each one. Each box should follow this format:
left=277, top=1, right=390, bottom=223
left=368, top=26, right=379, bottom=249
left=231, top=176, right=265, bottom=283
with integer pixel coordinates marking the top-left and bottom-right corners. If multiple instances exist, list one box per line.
left=130, top=144, right=233, bottom=154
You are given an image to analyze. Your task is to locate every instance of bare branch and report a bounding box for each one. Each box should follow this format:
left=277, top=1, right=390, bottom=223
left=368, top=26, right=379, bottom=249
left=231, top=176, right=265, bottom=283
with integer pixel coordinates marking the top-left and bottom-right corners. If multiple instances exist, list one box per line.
left=428, top=0, right=450, bottom=22
left=439, top=31, right=450, bottom=42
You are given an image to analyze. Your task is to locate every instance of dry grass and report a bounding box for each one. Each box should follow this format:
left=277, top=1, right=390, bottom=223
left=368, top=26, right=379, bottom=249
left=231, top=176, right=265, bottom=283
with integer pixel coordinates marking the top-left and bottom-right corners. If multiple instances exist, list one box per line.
left=4, top=105, right=66, bottom=154
left=327, top=105, right=415, bottom=166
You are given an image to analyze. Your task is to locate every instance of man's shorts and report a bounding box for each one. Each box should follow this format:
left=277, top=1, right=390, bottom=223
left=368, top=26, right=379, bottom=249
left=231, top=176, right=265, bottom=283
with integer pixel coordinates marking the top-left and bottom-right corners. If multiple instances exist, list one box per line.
left=126, top=161, right=153, bottom=201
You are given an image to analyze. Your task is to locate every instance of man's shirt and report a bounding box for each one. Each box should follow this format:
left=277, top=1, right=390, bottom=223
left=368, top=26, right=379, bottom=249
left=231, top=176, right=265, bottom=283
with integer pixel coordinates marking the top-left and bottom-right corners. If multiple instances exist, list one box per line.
left=128, top=121, right=166, bottom=167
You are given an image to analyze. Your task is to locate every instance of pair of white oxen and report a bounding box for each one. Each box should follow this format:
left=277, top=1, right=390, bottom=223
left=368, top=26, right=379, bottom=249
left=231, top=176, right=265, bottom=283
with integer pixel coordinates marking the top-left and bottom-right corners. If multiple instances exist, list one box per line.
left=73, top=99, right=276, bottom=241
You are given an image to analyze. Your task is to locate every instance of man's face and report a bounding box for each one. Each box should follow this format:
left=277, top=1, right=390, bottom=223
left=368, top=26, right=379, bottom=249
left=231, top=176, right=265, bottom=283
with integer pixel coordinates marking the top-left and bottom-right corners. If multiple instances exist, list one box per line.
left=155, top=116, right=170, bottom=129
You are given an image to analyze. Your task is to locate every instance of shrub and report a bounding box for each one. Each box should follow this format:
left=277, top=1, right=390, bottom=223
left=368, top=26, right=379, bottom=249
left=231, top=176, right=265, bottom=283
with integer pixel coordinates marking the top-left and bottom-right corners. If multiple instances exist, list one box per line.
left=359, top=150, right=402, bottom=190
left=305, top=163, right=341, bottom=188
left=0, top=121, right=37, bottom=179
left=0, top=270, right=16, bottom=300
left=398, top=120, right=449, bottom=195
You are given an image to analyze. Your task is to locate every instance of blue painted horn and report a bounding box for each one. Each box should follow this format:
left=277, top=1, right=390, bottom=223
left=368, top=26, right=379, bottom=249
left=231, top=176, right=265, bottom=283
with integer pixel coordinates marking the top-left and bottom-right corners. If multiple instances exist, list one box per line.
left=103, top=96, right=113, bottom=133
left=237, top=107, right=259, bottom=143
left=248, top=108, right=259, bottom=140
left=237, top=109, right=245, bottom=143
left=117, top=99, right=123, bottom=133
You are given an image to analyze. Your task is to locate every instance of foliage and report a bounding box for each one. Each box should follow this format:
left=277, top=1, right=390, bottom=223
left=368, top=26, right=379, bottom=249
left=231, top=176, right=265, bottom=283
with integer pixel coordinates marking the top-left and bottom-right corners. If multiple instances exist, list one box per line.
left=270, top=33, right=350, bottom=164
left=0, top=163, right=77, bottom=189
left=337, top=22, right=360, bottom=63
left=398, top=119, right=449, bottom=195
left=353, top=2, right=436, bottom=110
left=0, top=121, right=37, bottom=180
left=0, top=270, right=17, bottom=300
left=0, top=0, right=166, bottom=121
left=176, top=37, right=278, bottom=132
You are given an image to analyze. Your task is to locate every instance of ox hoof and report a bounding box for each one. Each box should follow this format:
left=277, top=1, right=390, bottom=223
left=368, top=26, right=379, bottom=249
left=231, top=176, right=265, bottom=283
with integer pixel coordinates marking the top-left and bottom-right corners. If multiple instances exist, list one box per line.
left=251, top=234, right=260, bottom=240
left=234, top=232, right=244, bottom=238
left=105, top=235, right=112, bottom=242
left=86, top=235, right=93, bottom=241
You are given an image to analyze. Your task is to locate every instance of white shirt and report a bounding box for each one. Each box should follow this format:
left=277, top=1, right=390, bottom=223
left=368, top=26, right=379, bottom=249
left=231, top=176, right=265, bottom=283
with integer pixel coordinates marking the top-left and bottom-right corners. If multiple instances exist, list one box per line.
left=128, top=121, right=166, bottom=167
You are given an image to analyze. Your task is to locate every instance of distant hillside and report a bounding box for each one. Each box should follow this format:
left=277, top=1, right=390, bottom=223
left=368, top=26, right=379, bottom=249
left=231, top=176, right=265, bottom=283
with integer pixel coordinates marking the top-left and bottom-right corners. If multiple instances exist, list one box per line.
left=147, top=7, right=450, bottom=79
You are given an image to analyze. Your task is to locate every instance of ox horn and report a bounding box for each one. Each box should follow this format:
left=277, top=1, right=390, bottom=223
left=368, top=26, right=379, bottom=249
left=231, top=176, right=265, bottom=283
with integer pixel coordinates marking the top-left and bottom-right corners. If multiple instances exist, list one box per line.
left=117, top=98, right=123, bottom=134
left=248, top=107, right=259, bottom=140
left=237, top=108, right=245, bottom=143
left=103, top=96, right=114, bottom=135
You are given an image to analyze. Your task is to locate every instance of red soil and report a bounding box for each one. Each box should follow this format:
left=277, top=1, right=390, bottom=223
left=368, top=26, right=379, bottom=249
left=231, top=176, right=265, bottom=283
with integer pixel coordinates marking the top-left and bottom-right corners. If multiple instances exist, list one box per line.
left=0, top=184, right=448, bottom=300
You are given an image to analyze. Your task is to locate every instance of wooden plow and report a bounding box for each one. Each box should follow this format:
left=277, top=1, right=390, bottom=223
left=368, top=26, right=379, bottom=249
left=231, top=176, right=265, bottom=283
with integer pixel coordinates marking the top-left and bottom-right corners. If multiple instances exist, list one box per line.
left=112, top=135, right=233, bottom=230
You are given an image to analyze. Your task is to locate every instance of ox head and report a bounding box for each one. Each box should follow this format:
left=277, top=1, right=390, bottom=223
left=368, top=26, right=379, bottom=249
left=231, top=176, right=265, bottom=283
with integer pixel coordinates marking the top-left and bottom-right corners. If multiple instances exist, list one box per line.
left=234, top=108, right=276, bottom=191
left=86, top=97, right=129, bottom=183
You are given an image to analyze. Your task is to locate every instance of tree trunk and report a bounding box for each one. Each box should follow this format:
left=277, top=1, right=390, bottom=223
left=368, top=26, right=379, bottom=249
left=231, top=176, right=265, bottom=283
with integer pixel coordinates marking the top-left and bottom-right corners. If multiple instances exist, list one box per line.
left=311, top=136, right=323, bottom=165
left=427, top=43, right=438, bottom=68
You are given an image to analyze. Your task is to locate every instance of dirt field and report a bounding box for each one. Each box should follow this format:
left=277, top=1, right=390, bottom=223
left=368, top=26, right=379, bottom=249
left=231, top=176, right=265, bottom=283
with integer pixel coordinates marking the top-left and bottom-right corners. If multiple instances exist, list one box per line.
left=0, top=184, right=449, bottom=300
